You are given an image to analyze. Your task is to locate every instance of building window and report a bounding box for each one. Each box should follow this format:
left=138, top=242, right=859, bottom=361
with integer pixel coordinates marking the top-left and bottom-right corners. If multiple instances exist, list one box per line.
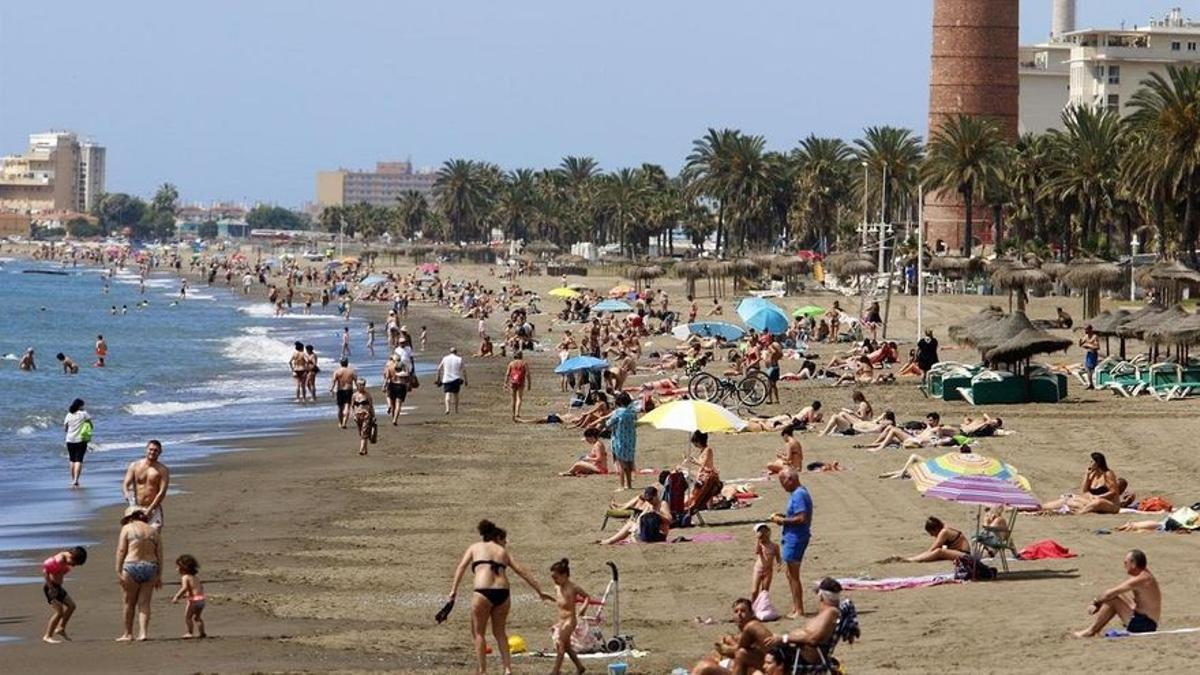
left=1107, top=94, right=1120, bottom=112
left=1108, top=65, right=1120, bottom=84
left=1173, top=41, right=1182, bottom=51
left=1191, top=42, right=1198, bottom=51
left=1094, top=64, right=1105, bottom=79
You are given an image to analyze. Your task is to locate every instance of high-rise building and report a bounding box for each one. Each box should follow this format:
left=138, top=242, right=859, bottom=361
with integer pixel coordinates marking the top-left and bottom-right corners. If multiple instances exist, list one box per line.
left=316, top=161, right=436, bottom=210
left=924, top=0, right=1020, bottom=252
left=1020, top=5, right=1200, bottom=134
left=0, top=131, right=105, bottom=213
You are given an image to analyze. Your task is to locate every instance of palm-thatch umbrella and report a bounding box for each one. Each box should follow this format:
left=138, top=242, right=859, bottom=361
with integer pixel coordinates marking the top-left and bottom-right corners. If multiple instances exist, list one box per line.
left=731, top=259, right=762, bottom=292
left=707, top=260, right=734, bottom=298
left=675, top=260, right=707, bottom=297
left=823, top=252, right=853, bottom=277
left=990, top=260, right=1049, bottom=312
left=1155, top=312, right=1200, bottom=362
left=1062, top=257, right=1124, bottom=320
left=409, top=242, right=434, bottom=262
left=775, top=257, right=810, bottom=294
left=1086, top=308, right=1132, bottom=355
left=1115, top=303, right=1179, bottom=340
left=626, top=264, right=665, bottom=292
left=841, top=255, right=878, bottom=315
left=1139, top=260, right=1200, bottom=305
left=928, top=254, right=981, bottom=280
left=948, top=306, right=1006, bottom=343
left=984, top=327, right=1072, bottom=370
left=1041, top=261, right=1067, bottom=280
left=525, top=240, right=560, bottom=256
left=968, top=310, right=1037, bottom=355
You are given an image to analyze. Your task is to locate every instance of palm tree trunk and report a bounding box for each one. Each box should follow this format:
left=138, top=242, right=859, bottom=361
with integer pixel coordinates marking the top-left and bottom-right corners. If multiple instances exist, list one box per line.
left=1187, top=170, right=1199, bottom=267
left=715, top=204, right=725, bottom=256
left=961, top=184, right=974, bottom=257
left=1155, top=201, right=1167, bottom=257
left=992, top=204, right=1004, bottom=256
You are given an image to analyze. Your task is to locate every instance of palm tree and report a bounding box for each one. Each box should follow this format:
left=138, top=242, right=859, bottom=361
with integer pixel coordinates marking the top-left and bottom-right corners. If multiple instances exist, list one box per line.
left=495, top=169, right=538, bottom=241
left=854, top=126, right=924, bottom=225
left=433, top=159, right=490, bottom=242
left=1008, top=133, right=1053, bottom=249
left=793, top=135, right=854, bottom=251
left=557, top=156, right=601, bottom=243
left=319, top=205, right=346, bottom=234
left=1127, top=65, right=1200, bottom=265
left=1042, top=106, right=1124, bottom=254
left=602, top=168, right=649, bottom=257
left=921, top=114, right=1009, bottom=256
left=394, top=190, right=429, bottom=238
left=684, top=128, right=738, bottom=254
left=1121, top=130, right=1173, bottom=257
left=722, top=132, right=770, bottom=253
left=765, top=151, right=799, bottom=249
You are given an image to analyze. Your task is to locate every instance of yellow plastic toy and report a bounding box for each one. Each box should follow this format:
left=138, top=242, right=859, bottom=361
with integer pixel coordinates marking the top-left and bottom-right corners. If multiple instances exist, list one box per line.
left=507, top=634, right=527, bottom=654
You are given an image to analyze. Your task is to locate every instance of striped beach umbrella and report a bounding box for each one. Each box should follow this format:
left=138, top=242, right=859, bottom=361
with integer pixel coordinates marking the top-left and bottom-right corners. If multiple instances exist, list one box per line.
left=908, top=452, right=1030, bottom=493
left=638, top=400, right=746, bottom=433
left=921, top=474, right=1041, bottom=511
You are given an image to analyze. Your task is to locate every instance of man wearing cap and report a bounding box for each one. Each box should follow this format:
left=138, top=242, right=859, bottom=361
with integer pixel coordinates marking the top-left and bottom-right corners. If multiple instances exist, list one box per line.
left=771, top=468, right=812, bottom=618
left=1079, top=324, right=1100, bottom=389
left=767, top=577, right=843, bottom=665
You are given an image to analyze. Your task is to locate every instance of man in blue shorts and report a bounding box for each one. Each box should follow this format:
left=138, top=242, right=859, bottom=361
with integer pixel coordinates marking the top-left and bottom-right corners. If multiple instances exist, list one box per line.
left=1079, top=324, right=1100, bottom=390
left=771, top=468, right=812, bottom=618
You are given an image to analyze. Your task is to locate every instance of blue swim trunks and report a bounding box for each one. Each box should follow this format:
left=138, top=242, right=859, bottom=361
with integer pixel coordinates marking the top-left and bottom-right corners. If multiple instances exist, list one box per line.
left=781, top=536, right=809, bottom=564
left=1085, top=351, right=1099, bottom=370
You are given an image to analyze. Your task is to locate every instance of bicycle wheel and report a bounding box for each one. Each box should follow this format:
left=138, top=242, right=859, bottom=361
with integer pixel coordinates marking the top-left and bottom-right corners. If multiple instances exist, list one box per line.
left=737, top=371, right=771, bottom=407
left=688, top=372, right=722, bottom=403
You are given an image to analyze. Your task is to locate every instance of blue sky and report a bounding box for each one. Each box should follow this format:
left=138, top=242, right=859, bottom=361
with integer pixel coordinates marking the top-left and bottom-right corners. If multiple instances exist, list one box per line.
left=1, top=1, right=1195, bottom=206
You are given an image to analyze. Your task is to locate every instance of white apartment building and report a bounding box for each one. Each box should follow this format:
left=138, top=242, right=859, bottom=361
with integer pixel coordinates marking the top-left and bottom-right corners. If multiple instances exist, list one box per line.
left=0, top=131, right=106, bottom=213
left=1019, top=5, right=1200, bottom=134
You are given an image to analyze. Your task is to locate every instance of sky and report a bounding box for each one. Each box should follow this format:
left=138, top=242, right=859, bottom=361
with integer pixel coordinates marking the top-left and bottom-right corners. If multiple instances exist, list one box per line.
left=2, top=1, right=1197, bottom=207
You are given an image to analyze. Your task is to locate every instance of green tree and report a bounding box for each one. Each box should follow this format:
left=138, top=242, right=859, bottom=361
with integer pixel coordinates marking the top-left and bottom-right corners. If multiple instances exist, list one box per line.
left=151, top=183, right=179, bottom=215
left=921, top=114, right=1009, bottom=256
left=1043, top=106, right=1124, bottom=255
left=1127, top=65, right=1200, bottom=264
left=395, top=190, right=430, bottom=238
left=246, top=205, right=306, bottom=230
left=434, top=159, right=491, bottom=242
left=95, top=193, right=147, bottom=236
left=684, top=128, right=737, bottom=254
left=854, top=126, right=924, bottom=225
left=793, top=135, right=854, bottom=251
left=66, top=217, right=102, bottom=238
left=197, top=220, right=219, bottom=240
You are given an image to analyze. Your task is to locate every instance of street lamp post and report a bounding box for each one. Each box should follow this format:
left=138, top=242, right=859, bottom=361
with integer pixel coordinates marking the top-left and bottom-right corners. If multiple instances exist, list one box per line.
left=861, top=161, right=869, bottom=247
left=1130, top=233, right=1140, bottom=301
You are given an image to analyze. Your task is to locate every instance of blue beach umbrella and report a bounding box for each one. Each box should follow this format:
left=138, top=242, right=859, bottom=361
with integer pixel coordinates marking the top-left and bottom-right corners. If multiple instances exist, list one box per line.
left=593, top=299, right=634, bottom=313
left=736, top=297, right=789, bottom=333
left=554, top=355, right=611, bottom=374
left=359, top=274, right=389, bottom=287
left=671, top=322, right=746, bottom=342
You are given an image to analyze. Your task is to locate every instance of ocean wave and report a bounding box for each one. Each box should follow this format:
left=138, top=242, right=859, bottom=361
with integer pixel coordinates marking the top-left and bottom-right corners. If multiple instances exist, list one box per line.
left=16, top=425, right=37, bottom=436
left=236, top=303, right=341, bottom=320
left=221, top=330, right=298, bottom=366
left=126, top=400, right=230, bottom=416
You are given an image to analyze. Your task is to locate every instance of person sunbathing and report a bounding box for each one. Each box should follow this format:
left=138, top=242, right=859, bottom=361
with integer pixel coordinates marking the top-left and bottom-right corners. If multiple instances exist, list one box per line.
left=832, top=357, right=874, bottom=386
left=959, top=414, right=1003, bottom=437
left=1116, top=507, right=1200, bottom=532
left=1040, top=452, right=1126, bottom=515
left=1072, top=549, right=1160, bottom=638
left=896, top=349, right=923, bottom=377
left=571, top=394, right=613, bottom=430
left=860, top=413, right=952, bottom=451
left=766, top=425, right=803, bottom=474
left=882, top=516, right=970, bottom=563
left=780, top=359, right=818, bottom=381
left=764, top=577, right=845, bottom=668
left=598, top=486, right=671, bottom=545
left=790, top=402, right=823, bottom=429
left=821, top=410, right=896, bottom=436
left=560, top=428, right=609, bottom=476
left=738, top=402, right=823, bottom=433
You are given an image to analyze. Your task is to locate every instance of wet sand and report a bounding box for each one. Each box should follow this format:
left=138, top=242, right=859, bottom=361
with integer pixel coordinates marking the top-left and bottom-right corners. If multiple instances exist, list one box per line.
left=2, top=259, right=1199, bottom=673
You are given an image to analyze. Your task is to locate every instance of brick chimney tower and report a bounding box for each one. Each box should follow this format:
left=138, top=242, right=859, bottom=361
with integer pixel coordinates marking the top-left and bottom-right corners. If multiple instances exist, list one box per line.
left=924, top=0, right=1020, bottom=253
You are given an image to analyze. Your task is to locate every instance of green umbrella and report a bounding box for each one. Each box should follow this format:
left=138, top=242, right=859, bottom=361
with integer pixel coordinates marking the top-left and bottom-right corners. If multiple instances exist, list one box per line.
left=792, top=305, right=825, bottom=318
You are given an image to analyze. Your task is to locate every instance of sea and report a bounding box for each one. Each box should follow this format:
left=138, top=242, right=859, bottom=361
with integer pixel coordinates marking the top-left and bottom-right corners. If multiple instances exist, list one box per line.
left=0, top=257, right=422, bottom=590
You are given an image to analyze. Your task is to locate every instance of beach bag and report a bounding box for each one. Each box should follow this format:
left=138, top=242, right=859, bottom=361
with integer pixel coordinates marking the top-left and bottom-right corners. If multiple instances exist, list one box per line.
left=79, top=420, right=93, bottom=443
left=752, top=590, right=780, bottom=622
left=409, top=373, right=419, bottom=390
left=954, top=555, right=997, bottom=581
left=636, top=511, right=665, bottom=543
left=1164, top=506, right=1200, bottom=531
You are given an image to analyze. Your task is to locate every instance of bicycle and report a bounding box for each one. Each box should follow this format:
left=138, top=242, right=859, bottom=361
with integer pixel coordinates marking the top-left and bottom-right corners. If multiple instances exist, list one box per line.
left=687, top=369, right=771, bottom=408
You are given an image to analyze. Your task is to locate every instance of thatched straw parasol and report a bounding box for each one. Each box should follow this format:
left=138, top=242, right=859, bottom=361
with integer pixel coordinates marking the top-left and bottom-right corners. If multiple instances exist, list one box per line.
left=1137, top=260, right=1200, bottom=305
left=556, top=253, right=587, bottom=264
left=1117, top=304, right=1184, bottom=339
left=525, top=240, right=560, bottom=255
left=985, top=327, right=1072, bottom=365
left=948, top=306, right=1005, bottom=343
left=1087, top=309, right=1131, bottom=337
left=675, top=260, right=707, bottom=296
left=990, top=260, right=1050, bottom=312
left=968, top=310, right=1037, bottom=354
left=1062, top=257, right=1125, bottom=320
left=1155, top=311, right=1200, bottom=346
left=928, top=254, right=981, bottom=278
left=752, top=254, right=778, bottom=272
left=1145, top=309, right=1199, bottom=345
left=823, top=252, right=853, bottom=276
left=1040, top=261, right=1067, bottom=280
left=841, top=256, right=877, bottom=277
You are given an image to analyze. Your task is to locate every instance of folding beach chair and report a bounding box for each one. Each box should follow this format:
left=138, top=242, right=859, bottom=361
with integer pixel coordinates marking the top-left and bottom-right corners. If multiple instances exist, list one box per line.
left=791, top=599, right=860, bottom=674
left=972, top=507, right=1020, bottom=573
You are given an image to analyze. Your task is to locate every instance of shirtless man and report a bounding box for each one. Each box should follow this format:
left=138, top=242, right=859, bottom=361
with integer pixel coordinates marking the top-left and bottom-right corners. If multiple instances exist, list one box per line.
left=1073, top=549, right=1161, bottom=637
left=766, top=577, right=844, bottom=667
left=56, top=352, right=79, bottom=374
left=18, top=348, right=36, bottom=371
left=691, top=597, right=773, bottom=675
left=121, top=440, right=170, bottom=529
left=767, top=425, right=803, bottom=474
left=329, top=358, right=358, bottom=428
left=1079, top=324, right=1101, bottom=390
left=764, top=339, right=783, bottom=404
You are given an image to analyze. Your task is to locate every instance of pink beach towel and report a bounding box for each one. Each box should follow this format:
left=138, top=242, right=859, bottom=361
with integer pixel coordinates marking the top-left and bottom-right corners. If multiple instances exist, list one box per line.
left=832, top=573, right=962, bottom=591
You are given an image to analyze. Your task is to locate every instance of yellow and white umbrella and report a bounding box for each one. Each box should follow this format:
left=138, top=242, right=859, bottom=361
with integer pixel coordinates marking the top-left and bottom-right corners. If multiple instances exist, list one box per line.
left=638, top=400, right=746, bottom=433
left=548, top=287, right=581, bottom=299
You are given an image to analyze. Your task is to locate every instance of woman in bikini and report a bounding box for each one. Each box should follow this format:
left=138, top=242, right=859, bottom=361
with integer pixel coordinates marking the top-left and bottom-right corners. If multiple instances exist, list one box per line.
left=116, top=506, right=162, bottom=641
left=1040, top=452, right=1125, bottom=514
left=821, top=410, right=896, bottom=437
left=350, top=379, right=376, bottom=456
left=447, top=520, right=552, bottom=675
left=885, top=516, right=970, bottom=563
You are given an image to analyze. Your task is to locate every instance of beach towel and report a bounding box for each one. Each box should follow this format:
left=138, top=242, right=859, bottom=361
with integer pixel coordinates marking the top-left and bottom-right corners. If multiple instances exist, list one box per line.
left=1105, top=627, right=1200, bottom=639
left=1136, top=496, right=1173, bottom=513
left=832, top=573, right=961, bottom=591
left=618, top=532, right=734, bottom=545
left=1017, top=539, right=1076, bottom=560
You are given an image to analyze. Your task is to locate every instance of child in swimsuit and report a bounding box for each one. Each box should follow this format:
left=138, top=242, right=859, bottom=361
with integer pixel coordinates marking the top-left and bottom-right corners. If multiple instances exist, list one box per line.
left=751, top=524, right=781, bottom=600
left=42, top=546, right=87, bottom=643
left=171, top=554, right=207, bottom=638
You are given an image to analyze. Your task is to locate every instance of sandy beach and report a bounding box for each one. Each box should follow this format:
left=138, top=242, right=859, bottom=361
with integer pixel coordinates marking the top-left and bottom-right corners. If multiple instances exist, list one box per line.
left=2, top=259, right=1200, bottom=674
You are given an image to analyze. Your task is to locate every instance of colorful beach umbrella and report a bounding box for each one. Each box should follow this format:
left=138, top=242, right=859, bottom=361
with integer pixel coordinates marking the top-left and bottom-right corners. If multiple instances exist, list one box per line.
left=359, top=274, right=388, bottom=287
left=737, top=297, right=789, bottom=333
left=549, top=287, right=582, bottom=299
left=419, top=262, right=439, bottom=274
left=908, top=452, right=1031, bottom=493
left=638, top=400, right=746, bottom=433
left=792, top=305, right=825, bottom=318
left=593, top=299, right=633, bottom=312
left=554, top=355, right=610, bottom=374
left=921, top=474, right=1041, bottom=511
left=671, top=322, right=746, bottom=342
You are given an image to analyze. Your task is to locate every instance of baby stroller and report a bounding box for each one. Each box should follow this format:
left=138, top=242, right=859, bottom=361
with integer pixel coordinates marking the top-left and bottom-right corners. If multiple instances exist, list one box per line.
left=552, top=562, right=634, bottom=654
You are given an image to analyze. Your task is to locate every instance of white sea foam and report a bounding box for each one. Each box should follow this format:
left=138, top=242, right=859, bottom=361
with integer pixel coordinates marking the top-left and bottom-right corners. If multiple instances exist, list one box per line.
left=221, top=329, right=298, bottom=366
left=236, top=303, right=341, bottom=321
left=126, top=400, right=230, bottom=416
left=16, top=425, right=36, bottom=436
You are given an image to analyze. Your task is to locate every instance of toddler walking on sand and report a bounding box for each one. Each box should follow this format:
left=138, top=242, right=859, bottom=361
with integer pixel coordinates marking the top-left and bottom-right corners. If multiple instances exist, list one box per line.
left=751, top=523, right=780, bottom=599
left=171, top=554, right=207, bottom=638
left=549, top=558, right=588, bottom=675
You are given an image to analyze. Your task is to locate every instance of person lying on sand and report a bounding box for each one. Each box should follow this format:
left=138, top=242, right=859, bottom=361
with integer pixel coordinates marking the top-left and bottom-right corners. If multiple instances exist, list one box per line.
left=560, top=428, right=609, bottom=476
left=820, top=410, right=895, bottom=437
left=1072, top=549, right=1160, bottom=638
left=858, top=413, right=953, bottom=451
left=690, top=597, right=773, bottom=675
left=959, top=414, right=1003, bottom=437
left=738, top=402, right=823, bottom=434
left=1040, top=452, right=1129, bottom=515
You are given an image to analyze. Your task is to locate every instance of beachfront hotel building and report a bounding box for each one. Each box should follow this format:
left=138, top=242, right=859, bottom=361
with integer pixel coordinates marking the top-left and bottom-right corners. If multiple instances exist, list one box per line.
left=1020, top=4, right=1200, bottom=133
left=315, top=161, right=436, bottom=209
left=0, top=131, right=106, bottom=214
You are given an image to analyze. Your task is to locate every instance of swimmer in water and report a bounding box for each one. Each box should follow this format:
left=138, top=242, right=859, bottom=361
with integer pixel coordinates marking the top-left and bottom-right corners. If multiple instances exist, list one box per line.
left=56, top=353, right=79, bottom=374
